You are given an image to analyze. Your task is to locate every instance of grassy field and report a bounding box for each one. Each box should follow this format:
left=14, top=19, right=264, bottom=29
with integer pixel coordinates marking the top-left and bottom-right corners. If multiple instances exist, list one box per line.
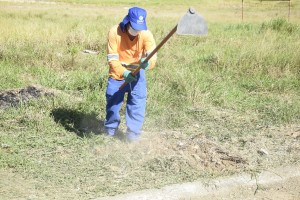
left=0, top=0, right=300, bottom=199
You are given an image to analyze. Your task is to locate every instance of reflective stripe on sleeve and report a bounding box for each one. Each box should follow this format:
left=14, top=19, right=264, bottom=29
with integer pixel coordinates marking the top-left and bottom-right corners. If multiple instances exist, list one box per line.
left=107, top=54, right=119, bottom=61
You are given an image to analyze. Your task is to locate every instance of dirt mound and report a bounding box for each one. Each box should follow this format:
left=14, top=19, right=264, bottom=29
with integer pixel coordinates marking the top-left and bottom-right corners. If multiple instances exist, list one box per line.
left=141, top=131, right=247, bottom=173
left=0, top=85, right=54, bottom=109
left=93, top=131, right=248, bottom=190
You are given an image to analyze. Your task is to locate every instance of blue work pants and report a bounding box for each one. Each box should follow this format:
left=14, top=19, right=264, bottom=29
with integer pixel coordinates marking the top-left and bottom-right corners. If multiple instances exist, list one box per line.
left=104, top=70, right=147, bottom=140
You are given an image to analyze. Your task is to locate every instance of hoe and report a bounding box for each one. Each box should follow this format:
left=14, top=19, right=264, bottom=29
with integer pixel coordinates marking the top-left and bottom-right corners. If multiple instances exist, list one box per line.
left=119, top=7, right=208, bottom=90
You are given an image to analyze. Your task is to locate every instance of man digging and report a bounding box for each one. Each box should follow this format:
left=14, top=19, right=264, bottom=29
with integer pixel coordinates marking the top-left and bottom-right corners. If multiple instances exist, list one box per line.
left=104, top=7, right=157, bottom=142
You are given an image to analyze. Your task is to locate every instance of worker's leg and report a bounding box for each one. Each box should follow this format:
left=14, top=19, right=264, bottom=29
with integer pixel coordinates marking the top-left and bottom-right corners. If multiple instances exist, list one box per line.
left=104, top=78, right=127, bottom=136
left=125, top=70, right=147, bottom=141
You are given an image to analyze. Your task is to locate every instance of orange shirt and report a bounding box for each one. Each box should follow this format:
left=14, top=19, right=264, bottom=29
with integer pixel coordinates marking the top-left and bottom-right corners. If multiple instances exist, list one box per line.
left=107, top=25, right=157, bottom=80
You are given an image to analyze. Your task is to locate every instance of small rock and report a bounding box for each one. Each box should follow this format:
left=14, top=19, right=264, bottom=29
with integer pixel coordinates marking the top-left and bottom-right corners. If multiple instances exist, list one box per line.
left=291, top=132, right=300, bottom=139
left=1, top=144, right=10, bottom=148
left=194, top=124, right=200, bottom=128
left=82, top=49, right=99, bottom=54
left=257, top=148, right=269, bottom=156
left=192, top=154, right=201, bottom=161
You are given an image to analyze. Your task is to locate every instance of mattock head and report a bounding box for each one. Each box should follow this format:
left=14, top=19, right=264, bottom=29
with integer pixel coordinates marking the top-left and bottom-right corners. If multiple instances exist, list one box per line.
left=176, top=7, right=208, bottom=36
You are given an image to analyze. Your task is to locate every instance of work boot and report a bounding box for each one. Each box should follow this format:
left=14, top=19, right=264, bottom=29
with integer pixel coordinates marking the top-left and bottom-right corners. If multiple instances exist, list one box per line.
left=126, top=130, right=140, bottom=142
left=105, top=128, right=117, bottom=137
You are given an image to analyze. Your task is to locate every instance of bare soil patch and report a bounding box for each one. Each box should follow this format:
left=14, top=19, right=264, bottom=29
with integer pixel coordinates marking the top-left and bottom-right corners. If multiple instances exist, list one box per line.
left=0, top=85, right=54, bottom=109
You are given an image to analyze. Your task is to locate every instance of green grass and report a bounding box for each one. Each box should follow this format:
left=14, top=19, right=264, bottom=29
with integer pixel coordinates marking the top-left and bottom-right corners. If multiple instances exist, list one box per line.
left=146, top=18, right=300, bottom=127
left=0, top=0, right=300, bottom=199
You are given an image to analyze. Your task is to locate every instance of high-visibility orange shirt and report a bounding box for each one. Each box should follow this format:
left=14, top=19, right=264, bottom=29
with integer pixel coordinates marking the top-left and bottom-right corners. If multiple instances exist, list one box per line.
left=107, top=25, right=157, bottom=80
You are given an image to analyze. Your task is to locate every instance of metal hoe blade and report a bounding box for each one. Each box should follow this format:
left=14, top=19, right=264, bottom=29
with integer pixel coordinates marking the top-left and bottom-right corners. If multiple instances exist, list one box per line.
left=176, top=7, right=208, bottom=36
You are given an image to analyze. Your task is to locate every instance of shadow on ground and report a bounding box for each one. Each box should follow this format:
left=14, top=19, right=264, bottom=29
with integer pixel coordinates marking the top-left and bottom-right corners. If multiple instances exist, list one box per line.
left=50, top=108, right=104, bottom=137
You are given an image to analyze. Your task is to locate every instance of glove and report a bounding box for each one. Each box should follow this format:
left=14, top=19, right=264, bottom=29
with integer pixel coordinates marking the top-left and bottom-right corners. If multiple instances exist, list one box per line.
left=123, top=70, right=137, bottom=83
left=140, top=57, right=150, bottom=70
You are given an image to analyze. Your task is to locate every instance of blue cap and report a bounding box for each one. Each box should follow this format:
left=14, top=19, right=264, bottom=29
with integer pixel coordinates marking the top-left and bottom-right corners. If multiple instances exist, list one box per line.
left=120, top=7, right=147, bottom=32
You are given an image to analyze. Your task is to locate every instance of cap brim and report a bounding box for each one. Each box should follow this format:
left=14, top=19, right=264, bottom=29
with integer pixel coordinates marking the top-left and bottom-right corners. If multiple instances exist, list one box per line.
left=130, top=21, right=147, bottom=31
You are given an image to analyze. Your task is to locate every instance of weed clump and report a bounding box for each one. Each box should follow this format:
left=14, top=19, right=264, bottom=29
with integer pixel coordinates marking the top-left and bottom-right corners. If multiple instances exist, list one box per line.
left=260, top=18, right=299, bottom=34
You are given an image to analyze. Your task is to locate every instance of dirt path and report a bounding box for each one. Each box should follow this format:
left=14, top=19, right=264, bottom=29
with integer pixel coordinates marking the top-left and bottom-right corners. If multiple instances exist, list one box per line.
left=95, top=165, right=300, bottom=200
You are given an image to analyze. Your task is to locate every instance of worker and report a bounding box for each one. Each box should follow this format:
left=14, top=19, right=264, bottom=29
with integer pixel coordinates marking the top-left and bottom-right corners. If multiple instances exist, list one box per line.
left=104, top=7, right=157, bottom=142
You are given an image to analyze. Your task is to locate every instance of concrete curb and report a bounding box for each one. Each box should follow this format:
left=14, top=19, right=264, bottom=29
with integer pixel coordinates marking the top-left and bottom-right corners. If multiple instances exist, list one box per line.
left=94, top=165, right=300, bottom=200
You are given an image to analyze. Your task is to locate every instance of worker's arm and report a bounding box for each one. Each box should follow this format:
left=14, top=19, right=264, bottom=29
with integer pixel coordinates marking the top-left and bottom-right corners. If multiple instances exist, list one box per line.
left=107, top=26, right=127, bottom=80
left=142, top=30, right=157, bottom=70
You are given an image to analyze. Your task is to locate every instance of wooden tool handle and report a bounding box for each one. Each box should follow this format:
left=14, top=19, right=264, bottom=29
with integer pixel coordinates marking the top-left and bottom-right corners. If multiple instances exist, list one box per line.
left=119, top=25, right=178, bottom=90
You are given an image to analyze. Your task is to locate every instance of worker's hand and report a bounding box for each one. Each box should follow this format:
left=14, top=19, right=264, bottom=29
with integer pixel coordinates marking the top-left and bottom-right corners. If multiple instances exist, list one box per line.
left=123, top=70, right=137, bottom=83
left=140, top=57, right=150, bottom=70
